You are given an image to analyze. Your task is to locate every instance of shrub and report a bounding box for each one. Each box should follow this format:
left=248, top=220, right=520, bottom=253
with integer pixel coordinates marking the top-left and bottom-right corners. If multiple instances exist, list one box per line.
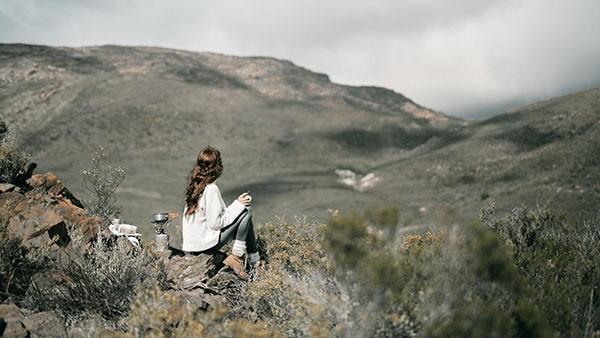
left=322, top=207, right=435, bottom=337
left=420, top=221, right=554, bottom=338
left=25, top=226, right=165, bottom=322
left=123, top=285, right=278, bottom=338
left=80, top=145, right=127, bottom=220
left=322, top=206, right=556, bottom=337
left=482, top=203, right=600, bottom=336
left=0, top=133, right=31, bottom=185
left=229, top=217, right=348, bottom=337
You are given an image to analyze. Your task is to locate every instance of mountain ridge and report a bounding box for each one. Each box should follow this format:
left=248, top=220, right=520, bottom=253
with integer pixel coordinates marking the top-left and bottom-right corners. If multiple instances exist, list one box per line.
left=1, top=43, right=598, bottom=232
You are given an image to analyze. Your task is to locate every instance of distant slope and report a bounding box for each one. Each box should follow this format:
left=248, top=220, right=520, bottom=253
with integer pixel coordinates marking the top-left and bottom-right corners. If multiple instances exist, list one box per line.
left=1, top=43, right=598, bottom=235
left=370, top=88, right=600, bottom=222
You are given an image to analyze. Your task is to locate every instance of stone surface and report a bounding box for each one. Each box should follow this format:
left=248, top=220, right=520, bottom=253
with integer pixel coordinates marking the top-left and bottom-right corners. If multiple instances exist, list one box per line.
left=23, top=311, right=66, bottom=338
left=166, top=252, right=226, bottom=290
left=0, top=304, right=27, bottom=338
left=0, top=183, right=15, bottom=193
left=0, top=172, right=102, bottom=249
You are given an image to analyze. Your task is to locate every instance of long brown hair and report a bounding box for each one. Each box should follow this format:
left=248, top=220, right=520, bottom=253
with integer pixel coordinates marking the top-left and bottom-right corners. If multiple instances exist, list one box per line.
left=184, top=146, right=223, bottom=216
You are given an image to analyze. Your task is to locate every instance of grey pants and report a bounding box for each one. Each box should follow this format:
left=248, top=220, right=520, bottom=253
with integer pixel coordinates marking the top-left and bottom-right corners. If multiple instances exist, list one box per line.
left=211, top=207, right=258, bottom=254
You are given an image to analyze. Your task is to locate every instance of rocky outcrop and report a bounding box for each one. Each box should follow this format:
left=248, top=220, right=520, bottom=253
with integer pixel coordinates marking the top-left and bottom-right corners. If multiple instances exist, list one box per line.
left=0, top=172, right=102, bottom=248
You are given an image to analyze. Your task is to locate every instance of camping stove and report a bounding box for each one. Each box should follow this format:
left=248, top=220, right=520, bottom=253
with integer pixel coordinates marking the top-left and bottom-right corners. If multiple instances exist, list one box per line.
left=151, top=212, right=170, bottom=235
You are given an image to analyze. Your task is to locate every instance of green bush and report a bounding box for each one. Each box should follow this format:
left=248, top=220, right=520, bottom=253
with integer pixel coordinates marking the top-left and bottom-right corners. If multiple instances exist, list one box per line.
left=321, top=206, right=557, bottom=338
left=482, top=203, right=600, bottom=336
left=323, top=207, right=429, bottom=337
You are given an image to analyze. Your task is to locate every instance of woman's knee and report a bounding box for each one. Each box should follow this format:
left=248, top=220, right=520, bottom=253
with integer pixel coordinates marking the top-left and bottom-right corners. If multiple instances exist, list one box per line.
left=241, top=208, right=253, bottom=222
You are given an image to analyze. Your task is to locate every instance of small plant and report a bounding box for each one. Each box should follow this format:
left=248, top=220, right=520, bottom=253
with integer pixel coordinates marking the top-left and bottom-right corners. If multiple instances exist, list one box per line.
left=80, top=145, right=127, bottom=221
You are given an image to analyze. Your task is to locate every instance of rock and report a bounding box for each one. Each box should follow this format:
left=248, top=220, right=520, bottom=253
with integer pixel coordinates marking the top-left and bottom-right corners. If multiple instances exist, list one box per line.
left=0, top=172, right=102, bottom=249
left=0, top=304, right=23, bottom=320
left=0, top=304, right=67, bottom=337
left=23, top=311, right=66, bottom=338
left=166, top=289, right=212, bottom=312
left=166, top=252, right=226, bottom=290
left=14, top=163, right=37, bottom=188
left=26, top=172, right=83, bottom=208
left=334, top=169, right=381, bottom=192
left=0, top=183, right=15, bottom=193
left=164, top=289, right=228, bottom=320
left=0, top=304, right=27, bottom=338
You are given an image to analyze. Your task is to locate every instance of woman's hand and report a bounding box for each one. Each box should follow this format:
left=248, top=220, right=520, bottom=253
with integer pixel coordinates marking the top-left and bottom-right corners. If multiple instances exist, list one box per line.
left=237, top=192, right=252, bottom=206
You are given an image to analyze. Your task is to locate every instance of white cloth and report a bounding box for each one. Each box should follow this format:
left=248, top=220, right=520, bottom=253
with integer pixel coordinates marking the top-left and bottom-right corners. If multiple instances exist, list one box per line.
left=182, top=183, right=247, bottom=252
left=108, top=223, right=141, bottom=247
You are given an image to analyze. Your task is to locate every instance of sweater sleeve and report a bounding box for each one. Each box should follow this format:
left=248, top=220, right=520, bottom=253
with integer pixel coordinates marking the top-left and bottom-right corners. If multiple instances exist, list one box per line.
left=204, top=184, right=247, bottom=231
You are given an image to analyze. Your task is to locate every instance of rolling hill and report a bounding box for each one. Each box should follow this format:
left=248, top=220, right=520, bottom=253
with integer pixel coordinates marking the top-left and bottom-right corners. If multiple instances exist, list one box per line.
left=1, top=43, right=598, bottom=236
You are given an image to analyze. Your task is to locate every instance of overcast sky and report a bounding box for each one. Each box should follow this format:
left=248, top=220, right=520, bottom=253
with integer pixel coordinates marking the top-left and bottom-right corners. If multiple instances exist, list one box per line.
left=1, top=0, right=599, bottom=117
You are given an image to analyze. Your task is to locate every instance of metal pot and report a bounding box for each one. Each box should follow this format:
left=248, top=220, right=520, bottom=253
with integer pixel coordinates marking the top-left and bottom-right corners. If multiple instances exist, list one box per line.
left=152, top=212, right=169, bottom=223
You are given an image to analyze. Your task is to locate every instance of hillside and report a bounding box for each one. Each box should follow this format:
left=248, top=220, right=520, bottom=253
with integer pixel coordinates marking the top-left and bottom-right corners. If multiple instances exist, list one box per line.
left=1, top=43, right=598, bottom=234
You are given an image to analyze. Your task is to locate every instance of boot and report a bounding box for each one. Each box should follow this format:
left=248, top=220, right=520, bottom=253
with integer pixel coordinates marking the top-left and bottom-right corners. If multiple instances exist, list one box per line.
left=223, top=254, right=250, bottom=280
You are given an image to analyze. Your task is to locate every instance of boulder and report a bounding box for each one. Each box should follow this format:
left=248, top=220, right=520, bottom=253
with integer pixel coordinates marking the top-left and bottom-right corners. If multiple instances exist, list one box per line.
left=0, top=172, right=102, bottom=249
left=166, top=252, right=226, bottom=290
left=0, top=304, right=27, bottom=338
left=0, top=183, right=15, bottom=193
left=23, top=311, right=66, bottom=338
left=26, top=173, right=83, bottom=208
left=163, top=288, right=227, bottom=321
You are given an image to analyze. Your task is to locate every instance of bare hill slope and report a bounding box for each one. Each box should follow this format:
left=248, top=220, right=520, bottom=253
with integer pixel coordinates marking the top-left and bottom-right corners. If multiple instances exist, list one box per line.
left=1, top=43, right=597, bottom=232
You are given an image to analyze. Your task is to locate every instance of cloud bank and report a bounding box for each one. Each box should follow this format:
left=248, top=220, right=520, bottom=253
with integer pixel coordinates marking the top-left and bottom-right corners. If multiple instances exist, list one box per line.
left=1, top=0, right=599, bottom=117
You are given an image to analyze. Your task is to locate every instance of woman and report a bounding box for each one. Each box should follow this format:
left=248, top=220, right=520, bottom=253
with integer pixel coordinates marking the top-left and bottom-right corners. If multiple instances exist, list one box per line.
left=182, top=146, right=260, bottom=280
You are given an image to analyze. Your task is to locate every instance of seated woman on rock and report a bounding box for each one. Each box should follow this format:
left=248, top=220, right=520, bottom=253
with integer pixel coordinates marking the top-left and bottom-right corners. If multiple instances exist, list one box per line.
left=182, top=146, right=260, bottom=280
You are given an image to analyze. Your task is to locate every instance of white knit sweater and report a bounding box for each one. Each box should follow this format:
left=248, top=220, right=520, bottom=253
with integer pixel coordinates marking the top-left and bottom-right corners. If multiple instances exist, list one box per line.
left=181, top=183, right=247, bottom=252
